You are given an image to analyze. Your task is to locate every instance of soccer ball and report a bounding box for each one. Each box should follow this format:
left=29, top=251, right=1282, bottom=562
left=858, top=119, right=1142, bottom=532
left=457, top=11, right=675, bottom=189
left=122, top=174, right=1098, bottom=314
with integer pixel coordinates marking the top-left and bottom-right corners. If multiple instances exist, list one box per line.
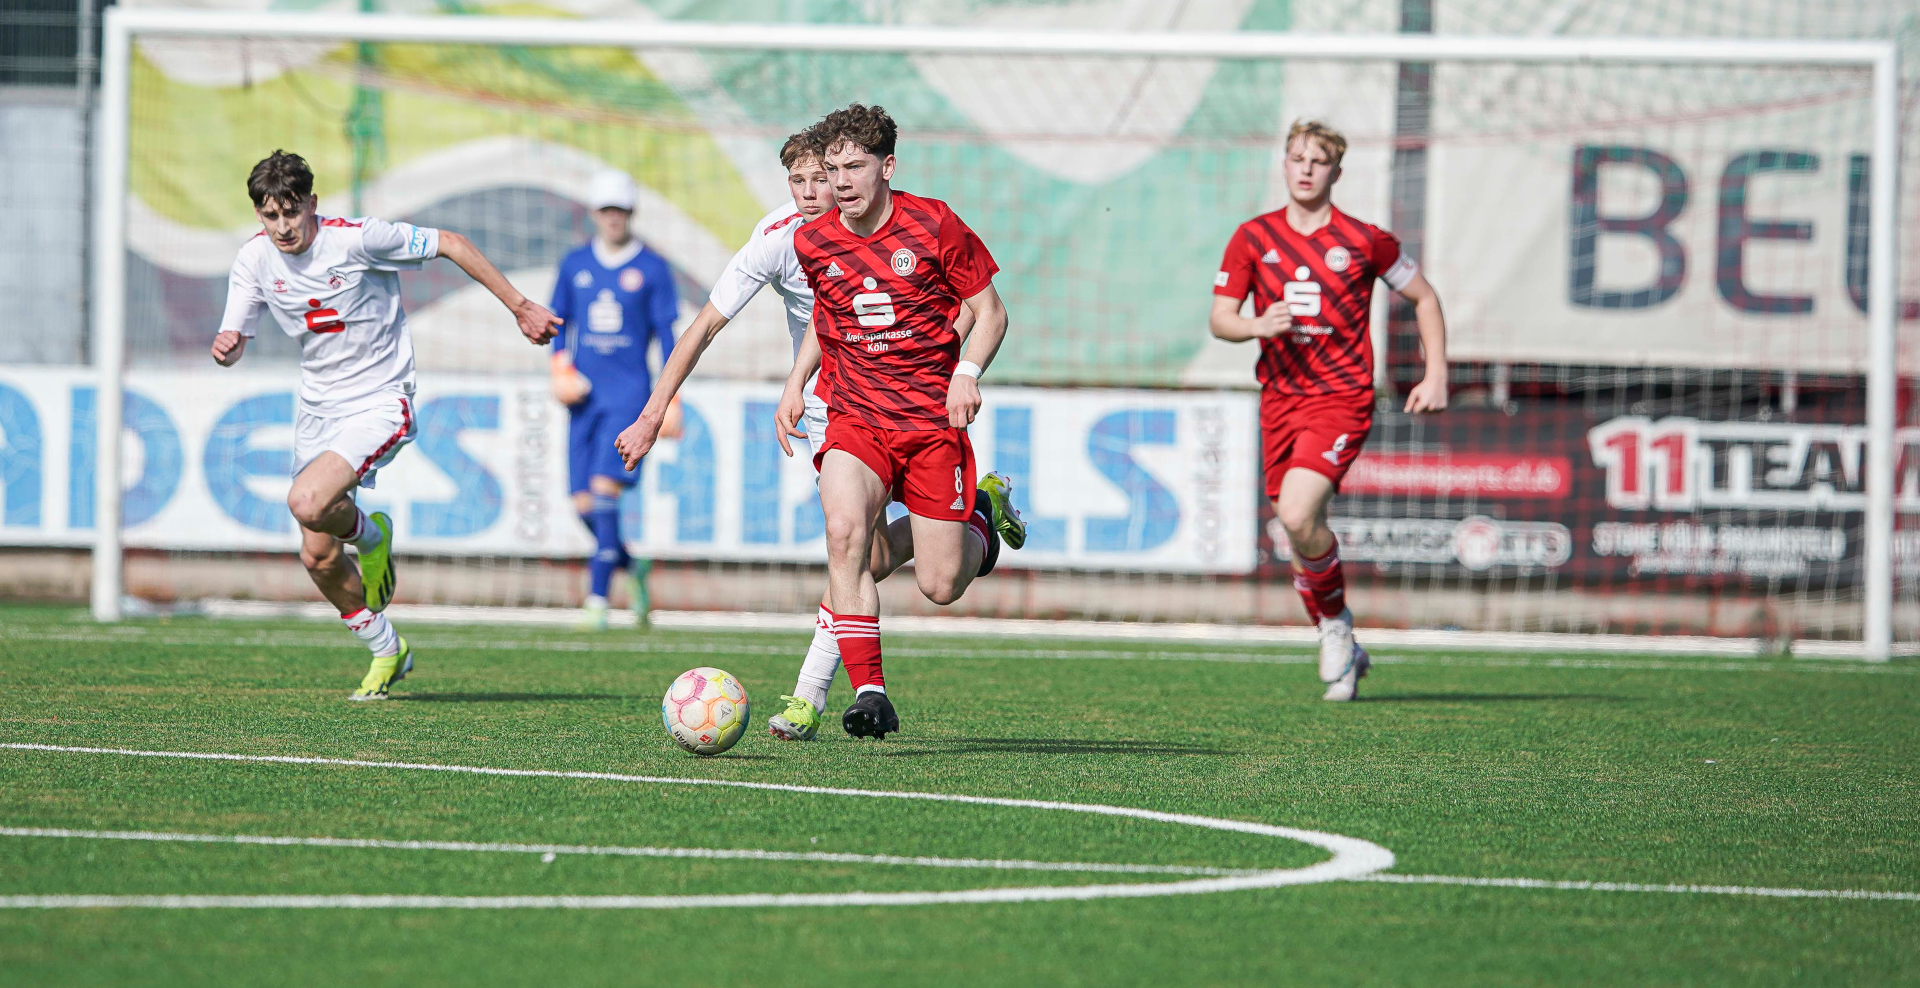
left=662, top=667, right=750, bottom=756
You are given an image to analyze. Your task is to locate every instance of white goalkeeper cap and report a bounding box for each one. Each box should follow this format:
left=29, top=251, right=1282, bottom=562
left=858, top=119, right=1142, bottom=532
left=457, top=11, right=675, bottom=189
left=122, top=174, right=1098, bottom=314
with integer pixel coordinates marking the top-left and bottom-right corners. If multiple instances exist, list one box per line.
left=588, top=170, right=637, bottom=212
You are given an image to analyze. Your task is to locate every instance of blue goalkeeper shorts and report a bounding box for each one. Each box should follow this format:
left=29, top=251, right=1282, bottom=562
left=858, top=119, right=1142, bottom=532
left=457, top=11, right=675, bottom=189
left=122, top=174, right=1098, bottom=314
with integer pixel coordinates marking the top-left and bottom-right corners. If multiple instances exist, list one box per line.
left=567, top=401, right=644, bottom=494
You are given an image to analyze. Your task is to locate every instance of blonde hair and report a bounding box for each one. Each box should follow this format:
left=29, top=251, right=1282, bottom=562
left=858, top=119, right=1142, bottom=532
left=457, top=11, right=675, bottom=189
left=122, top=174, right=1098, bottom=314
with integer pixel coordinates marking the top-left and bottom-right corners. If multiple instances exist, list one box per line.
left=1287, top=119, right=1348, bottom=167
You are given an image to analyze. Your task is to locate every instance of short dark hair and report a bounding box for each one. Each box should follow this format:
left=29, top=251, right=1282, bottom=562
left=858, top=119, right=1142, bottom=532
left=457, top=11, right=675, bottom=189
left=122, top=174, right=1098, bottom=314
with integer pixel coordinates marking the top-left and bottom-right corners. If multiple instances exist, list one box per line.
left=779, top=128, right=824, bottom=170
left=247, top=150, right=314, bottom=208
left=817, top=103, right=897, bottom=160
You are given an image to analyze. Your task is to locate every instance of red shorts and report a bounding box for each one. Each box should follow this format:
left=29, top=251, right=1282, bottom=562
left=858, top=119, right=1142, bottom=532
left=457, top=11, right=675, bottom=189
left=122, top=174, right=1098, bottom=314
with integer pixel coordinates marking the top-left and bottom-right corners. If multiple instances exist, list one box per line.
left=1260, top=389, right=1374, bottom=497
left=816, top=417, right=977, bottom=521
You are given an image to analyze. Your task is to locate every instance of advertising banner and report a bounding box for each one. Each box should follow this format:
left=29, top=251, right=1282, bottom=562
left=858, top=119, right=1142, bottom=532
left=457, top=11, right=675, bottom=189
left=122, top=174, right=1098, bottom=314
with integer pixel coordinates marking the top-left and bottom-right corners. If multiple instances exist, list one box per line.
left=1261, top=406, right=1919, bottom=588
left=0, top=369, right=1258, bottom=574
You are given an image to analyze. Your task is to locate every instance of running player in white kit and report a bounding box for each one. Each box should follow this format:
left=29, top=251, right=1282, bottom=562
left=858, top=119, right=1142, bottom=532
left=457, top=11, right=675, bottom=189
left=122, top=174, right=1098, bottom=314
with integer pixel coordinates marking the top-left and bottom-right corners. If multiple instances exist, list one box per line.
left=614, top=129, right=963, bottom=742
left=211, top=151, right=561, bottom=700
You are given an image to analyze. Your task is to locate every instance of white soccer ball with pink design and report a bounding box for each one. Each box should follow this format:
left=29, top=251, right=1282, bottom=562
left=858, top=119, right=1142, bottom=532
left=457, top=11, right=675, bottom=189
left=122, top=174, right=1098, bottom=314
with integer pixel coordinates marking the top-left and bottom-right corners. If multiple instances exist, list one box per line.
left=662, top=667, right=750, bottom=756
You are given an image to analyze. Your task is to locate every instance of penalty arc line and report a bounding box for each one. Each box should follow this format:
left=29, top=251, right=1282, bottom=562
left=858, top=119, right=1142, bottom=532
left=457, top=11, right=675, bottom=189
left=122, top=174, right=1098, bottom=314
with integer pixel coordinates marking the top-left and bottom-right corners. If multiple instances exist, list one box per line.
left=0, top=742, right=1392, bottom=908
left=0, top=827, right=1261, bottom=877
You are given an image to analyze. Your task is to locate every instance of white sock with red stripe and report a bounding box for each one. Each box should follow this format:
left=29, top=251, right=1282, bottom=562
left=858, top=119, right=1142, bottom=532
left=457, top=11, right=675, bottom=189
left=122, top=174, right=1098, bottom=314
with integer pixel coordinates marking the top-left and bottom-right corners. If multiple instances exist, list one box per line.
left=344, top=507, right=384, bottom=552
left=793, top=606, right=841, bottom=714
left=342, top=607, right=400, bottom=658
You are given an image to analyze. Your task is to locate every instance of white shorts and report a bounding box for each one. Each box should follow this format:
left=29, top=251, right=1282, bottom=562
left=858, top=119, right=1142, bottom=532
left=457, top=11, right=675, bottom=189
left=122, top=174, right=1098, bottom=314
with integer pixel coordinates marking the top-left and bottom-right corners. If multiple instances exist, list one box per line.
left=293, top=395, right=416, bottom=491
left=802, top=391, right=830, bottom=471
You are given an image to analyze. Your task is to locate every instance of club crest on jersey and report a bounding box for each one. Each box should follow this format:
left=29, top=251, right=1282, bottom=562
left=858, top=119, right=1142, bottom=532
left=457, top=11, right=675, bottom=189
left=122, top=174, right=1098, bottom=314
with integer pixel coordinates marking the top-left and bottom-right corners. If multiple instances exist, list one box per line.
left=1260, top=248, right=1281, bottom=264
left=619, top=267, right=644, bottom=292
left=573, top=269, right=594, bottom=289
left=272, top=279, right=287, bottom=293
left=825, top=261, right=845, bottom=278
left=1325, top=246, right=1352, bottom=272
left=327, top=273, right=342, bottom=288
left=891, top=249, right=917, bottom=275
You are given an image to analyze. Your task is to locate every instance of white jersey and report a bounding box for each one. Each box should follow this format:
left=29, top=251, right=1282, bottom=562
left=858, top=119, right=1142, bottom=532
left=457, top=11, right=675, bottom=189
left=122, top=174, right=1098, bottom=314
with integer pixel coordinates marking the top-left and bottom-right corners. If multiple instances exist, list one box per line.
left=218, top=216, right=441, bottom=415
left=707, top=201, right=813, bottom=355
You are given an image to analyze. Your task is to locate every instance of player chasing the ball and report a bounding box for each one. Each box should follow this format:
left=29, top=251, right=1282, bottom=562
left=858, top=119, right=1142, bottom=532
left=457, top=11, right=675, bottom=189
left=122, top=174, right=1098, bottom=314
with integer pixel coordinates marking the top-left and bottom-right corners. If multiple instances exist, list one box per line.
left=548, top=170, right=680, bottom=631
left=615, top=121, right=1009, bottom=743
left=777, top=103, right=1024, bottom=739
left=212, top=150, right=561, bottom=700
left=1209, top=120, right=1450, bottom=702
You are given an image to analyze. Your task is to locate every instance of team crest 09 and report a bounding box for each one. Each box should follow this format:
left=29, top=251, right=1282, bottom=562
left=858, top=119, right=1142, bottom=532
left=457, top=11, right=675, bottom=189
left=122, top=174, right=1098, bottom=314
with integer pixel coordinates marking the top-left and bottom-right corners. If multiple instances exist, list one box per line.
left=619, top=267, right=645, bottom=292
left=891, top=249, right=917, bottom=275
left=1325, top=246, right=1352, bottom=272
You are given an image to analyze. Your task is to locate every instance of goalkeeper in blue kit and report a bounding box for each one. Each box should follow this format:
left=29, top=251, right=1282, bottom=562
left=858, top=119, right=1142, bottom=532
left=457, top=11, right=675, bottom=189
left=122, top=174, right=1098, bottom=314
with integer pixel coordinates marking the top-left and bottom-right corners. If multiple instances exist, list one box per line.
left=548, top=171, right=680, bottom=629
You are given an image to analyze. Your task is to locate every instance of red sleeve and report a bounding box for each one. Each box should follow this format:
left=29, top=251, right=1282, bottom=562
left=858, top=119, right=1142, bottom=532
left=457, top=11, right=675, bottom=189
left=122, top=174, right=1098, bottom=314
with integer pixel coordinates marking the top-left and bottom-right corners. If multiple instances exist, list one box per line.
left=1214, top=225, right=1257, bottom=300
left=937, top=208, right=999, bottom=299
left=1368, top=225, right=1402, bottom=275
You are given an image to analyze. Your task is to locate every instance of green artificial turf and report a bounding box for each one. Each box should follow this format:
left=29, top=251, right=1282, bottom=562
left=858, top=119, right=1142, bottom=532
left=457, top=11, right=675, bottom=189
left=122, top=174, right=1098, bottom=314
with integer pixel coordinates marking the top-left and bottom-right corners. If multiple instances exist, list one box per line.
left=0, top=605, right=1915, bottom=986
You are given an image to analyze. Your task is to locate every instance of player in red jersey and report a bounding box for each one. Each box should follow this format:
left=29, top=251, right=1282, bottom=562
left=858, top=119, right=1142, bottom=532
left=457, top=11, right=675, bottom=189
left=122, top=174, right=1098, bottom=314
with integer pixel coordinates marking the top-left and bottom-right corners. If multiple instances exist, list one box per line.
left=1210, top=120, right=1450, bottom=702
left=775, top=103, right=1026, bottom=739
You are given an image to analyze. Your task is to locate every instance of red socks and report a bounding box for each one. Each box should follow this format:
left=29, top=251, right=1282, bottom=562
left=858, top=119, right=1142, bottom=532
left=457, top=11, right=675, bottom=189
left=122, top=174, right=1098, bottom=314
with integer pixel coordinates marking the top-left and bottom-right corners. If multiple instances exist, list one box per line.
left=831, top=610, right=884, bottom=691
left=1293, top=539, right=1346, bottom=623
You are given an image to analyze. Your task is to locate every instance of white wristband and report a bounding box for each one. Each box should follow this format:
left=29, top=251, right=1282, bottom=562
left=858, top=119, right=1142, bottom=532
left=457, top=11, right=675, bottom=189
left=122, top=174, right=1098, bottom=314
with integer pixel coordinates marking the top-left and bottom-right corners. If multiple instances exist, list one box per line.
left=954, top=360, right=983, bottom=381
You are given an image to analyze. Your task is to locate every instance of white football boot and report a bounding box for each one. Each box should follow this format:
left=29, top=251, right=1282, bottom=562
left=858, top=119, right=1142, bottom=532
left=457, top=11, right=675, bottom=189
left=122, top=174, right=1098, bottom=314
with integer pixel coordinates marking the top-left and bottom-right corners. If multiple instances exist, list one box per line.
left=1322, top=642, right=1371, bottom=702
left=1317, top=608, right=1358, bottom=683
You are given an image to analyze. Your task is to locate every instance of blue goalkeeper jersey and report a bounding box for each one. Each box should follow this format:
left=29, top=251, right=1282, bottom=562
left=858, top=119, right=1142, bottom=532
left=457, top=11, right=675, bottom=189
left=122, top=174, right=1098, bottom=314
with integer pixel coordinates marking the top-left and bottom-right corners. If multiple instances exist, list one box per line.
left=550, top=240, right=679, bottom=412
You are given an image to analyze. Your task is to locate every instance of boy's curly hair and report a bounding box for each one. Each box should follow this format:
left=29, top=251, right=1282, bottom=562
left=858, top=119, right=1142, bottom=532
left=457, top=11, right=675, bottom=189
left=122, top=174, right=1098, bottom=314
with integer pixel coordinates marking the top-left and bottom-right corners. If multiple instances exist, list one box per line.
left=816, top=103, right=897, bottom=159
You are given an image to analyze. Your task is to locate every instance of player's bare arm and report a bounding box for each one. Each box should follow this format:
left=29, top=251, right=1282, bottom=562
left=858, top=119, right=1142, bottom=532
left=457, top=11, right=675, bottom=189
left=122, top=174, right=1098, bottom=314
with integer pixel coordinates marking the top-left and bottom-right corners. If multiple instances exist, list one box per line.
left=435, top=232, right=561, bottom=345
left=948, top=283, right=1008, bottom=429
left=773, top=323, right=823, bottom=458
left=1396, top=271, right=1449, bottom=414
left=614, top=300, right=729, bottom=469
left=1208, top=295, right=1291, bottom=342
left=211, top=331, right=248, bottom=366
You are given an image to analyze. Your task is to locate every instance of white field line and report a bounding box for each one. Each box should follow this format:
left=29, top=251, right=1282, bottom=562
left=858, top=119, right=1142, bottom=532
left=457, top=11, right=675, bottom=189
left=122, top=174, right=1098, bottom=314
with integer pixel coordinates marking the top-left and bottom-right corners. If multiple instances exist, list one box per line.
left=1350, top=872, right=1920, bottom=903
left=1, top=825, right=1912, bottom=910
left=0, top=742, right=1392, bottom=909
left=6, top=626, right=1916, bottom=676
left=202, top=599, right=1892, bottom=658
left=0, top=826, right=1256, bottom=877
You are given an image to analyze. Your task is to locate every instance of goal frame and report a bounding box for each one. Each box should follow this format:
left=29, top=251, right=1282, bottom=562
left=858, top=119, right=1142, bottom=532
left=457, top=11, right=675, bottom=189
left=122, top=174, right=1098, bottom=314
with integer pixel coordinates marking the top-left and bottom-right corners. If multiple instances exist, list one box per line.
left=88, top=9, right=1906, bottom=659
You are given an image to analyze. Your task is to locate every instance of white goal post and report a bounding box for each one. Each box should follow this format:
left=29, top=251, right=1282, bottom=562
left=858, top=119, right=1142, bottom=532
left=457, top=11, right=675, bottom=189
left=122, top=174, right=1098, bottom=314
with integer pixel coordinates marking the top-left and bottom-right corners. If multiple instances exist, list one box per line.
left=88, top=9, right=1905, bottom=659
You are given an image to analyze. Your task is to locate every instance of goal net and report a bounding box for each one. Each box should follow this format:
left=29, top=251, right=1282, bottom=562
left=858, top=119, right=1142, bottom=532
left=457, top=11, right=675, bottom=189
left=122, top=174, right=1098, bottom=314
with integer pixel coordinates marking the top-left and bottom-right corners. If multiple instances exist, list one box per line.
left=56, top=10, right=1911, bottom=654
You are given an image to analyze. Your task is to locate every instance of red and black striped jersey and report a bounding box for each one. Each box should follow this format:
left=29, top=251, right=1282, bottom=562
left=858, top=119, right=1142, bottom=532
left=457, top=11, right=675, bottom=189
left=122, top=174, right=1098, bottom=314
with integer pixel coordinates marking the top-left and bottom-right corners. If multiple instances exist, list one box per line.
left=797, top=190, right=999, bottom=432
left=1214, top=205, right=1417, bottom=397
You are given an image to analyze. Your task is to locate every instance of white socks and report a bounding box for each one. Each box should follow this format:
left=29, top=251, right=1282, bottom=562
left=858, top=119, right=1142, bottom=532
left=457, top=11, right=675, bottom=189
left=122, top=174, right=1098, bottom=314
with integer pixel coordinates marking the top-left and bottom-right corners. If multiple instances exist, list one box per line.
left=345, top=508, right=384, bottom=552
left=793, top=606, right=841, bottom=713
left=343, top=607, right=400, bottom=658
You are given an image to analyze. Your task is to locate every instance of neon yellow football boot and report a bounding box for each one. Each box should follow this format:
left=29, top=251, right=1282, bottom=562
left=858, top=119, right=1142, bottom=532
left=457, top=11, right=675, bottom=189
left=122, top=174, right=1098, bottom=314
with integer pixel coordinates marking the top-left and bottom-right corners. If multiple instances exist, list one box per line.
left=768, top=695, right=822, bottom=742
left=976, top=472, right=1027, bottom=550
left=358, top=511, right=398, bottom=613
left=349, top=638, right=412, bottom=702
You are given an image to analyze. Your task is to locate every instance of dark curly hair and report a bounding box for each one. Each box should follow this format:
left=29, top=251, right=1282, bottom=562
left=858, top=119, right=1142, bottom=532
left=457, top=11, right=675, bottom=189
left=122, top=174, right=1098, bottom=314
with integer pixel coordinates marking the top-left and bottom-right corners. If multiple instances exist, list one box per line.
left=816, top=103, right=897, bottom=160
left=778, top=128, right=824, bottom=170
left=246, top=150, right=314, bottom=208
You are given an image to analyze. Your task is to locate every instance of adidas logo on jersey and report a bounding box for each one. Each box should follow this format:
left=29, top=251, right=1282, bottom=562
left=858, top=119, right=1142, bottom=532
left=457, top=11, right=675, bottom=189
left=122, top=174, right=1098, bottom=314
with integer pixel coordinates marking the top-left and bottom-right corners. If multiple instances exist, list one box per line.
left=950, top=495, right=966, bottom=511
left=825, top=261, right=844, bottom=277
left=1261, top=249, right=1281, bottom=264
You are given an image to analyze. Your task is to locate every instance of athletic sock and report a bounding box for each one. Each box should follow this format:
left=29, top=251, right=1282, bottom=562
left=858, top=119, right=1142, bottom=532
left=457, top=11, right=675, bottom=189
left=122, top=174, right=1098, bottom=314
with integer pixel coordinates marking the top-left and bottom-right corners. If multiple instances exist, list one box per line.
left=794, top=606, right=841, bottom=713
left=968, top=504, right=1000, bottom=577
left=835, top=612, right=884, bottom=694
left=1294, top=538, right=1347, bottom=623
left=342, top=607, right=400, bottom=658
left=344, top=507, right=384, bottom=552
left=587, top=494, right=623, bottom=599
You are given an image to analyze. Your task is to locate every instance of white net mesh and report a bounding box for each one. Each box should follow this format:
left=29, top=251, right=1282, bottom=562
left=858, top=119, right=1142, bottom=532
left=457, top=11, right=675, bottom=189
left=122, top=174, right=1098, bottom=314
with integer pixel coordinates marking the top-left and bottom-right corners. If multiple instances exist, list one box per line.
left=57, top=9, right=1913, bottom=647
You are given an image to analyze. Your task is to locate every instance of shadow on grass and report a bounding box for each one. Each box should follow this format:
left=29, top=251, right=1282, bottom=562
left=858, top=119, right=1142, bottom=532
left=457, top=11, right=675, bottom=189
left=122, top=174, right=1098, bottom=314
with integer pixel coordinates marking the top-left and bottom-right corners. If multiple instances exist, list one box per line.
left=1362, top=693, right=1632, bottom=703
left=868, top=737, right=1234, bottom=757
left=395, top=692, right=629, bottom=703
